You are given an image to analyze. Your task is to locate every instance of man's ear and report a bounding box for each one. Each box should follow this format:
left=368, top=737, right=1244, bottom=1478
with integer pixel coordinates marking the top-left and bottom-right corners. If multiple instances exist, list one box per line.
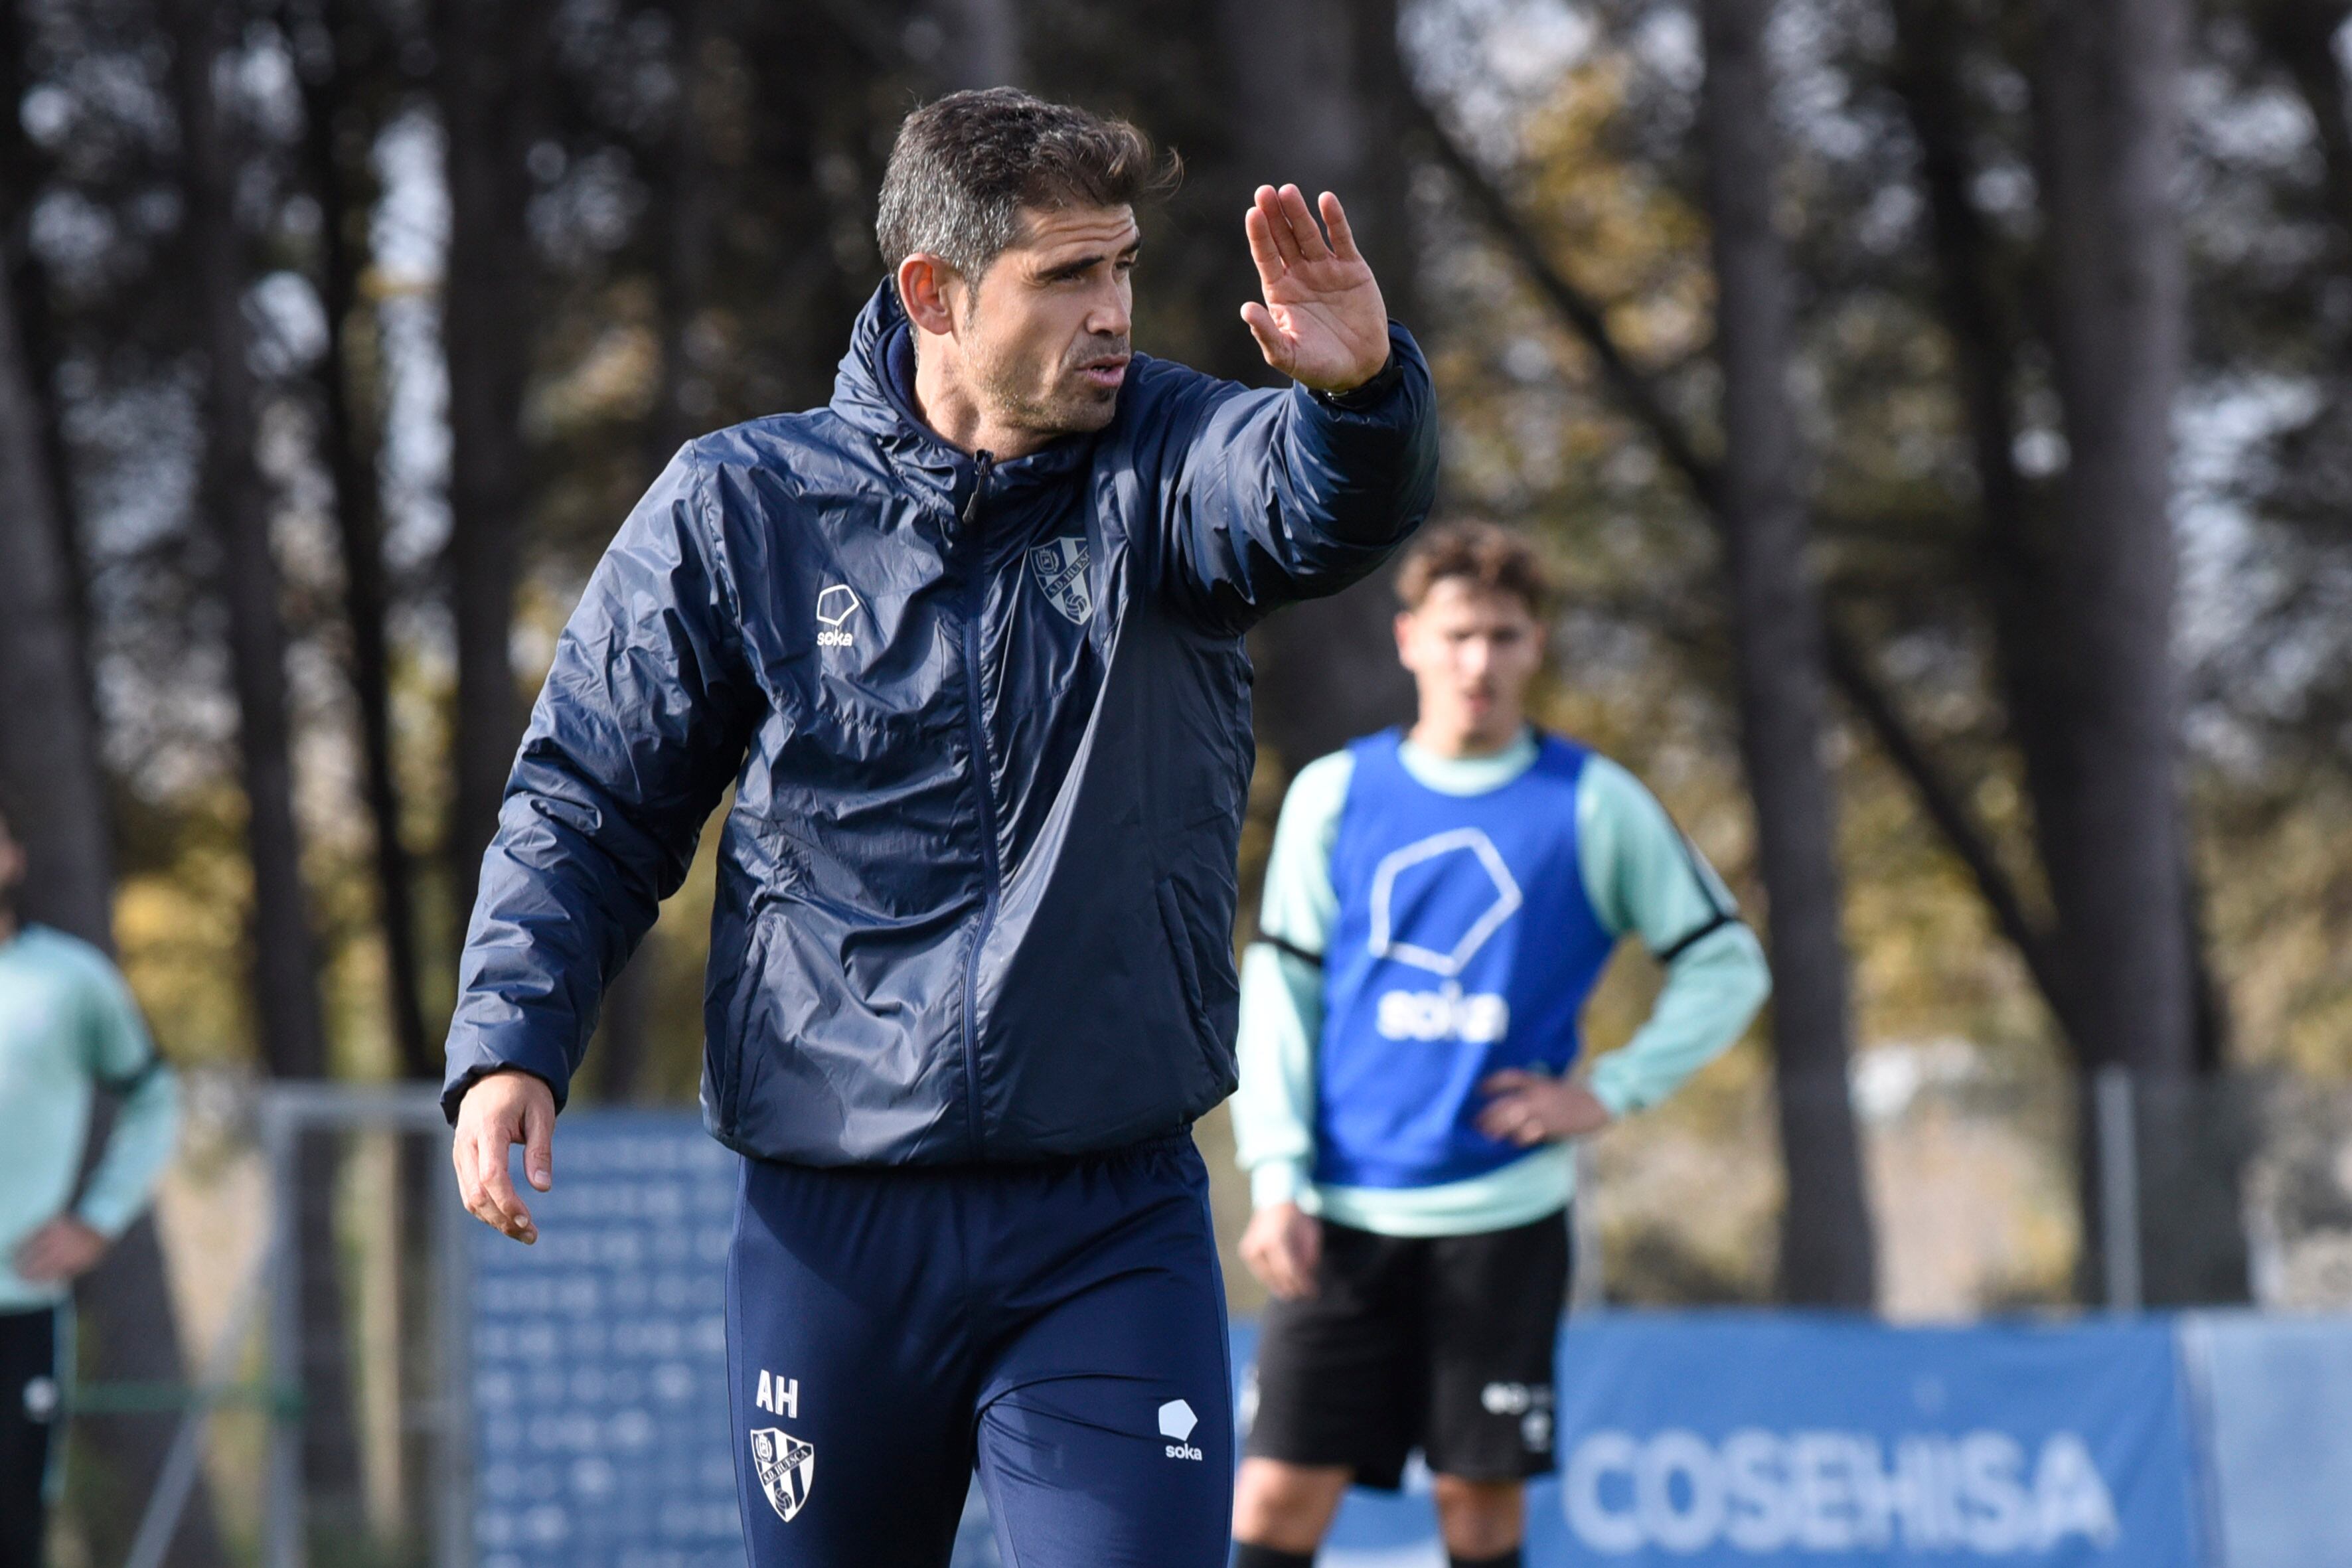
left=897, top=254, right=963, bottom=338
left=1393, top=609, right=1417, bottom=668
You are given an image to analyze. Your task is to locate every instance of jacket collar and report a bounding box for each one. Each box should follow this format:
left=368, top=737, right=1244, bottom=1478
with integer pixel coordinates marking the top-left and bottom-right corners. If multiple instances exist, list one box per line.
left=829, top=280, right=1099, bottom=504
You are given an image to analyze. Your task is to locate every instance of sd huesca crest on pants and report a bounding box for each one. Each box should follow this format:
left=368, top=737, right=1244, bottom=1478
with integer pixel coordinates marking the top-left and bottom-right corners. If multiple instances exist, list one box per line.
left=750, top=1427, right=815, bottom=1522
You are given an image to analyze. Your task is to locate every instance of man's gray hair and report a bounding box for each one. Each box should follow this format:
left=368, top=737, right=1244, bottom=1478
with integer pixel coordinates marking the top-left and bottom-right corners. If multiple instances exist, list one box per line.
left=875, top=88, right=1178, bottom=284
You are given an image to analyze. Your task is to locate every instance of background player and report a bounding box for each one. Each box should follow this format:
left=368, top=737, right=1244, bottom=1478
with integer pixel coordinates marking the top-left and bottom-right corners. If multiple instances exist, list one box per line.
left=441, top=90, right=1435, bottom=1567
left=1229, top=522, right=1771, bottom=1568
left=0, top=798, right=181, bottom=1568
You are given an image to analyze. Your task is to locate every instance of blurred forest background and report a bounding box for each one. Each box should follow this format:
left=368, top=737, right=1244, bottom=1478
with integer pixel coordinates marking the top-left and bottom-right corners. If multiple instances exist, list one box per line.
left=10, top=0, right=2352, bottom=1559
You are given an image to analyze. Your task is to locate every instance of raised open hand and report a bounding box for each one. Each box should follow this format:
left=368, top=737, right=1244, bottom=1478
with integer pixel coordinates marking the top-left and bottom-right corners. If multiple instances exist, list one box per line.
left=1241, top=184, right=1390, bottom=393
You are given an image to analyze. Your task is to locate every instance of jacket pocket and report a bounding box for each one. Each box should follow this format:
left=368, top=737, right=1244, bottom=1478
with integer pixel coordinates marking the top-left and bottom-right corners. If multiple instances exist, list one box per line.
left=1155, top=876, right=1227, bottom=1082
left=709, top=897, right=777, bottom=1137
left=1156, top=878, right=1210, bottom=1028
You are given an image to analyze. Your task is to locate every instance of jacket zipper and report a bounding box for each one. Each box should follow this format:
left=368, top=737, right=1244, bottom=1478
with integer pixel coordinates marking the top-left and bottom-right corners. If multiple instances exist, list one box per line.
left=957, top=451, right=1001, bottom=1159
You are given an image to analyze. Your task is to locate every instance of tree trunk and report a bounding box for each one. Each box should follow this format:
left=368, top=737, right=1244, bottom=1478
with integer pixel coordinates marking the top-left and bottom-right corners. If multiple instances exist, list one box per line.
left=1897, top=0, right=2236, bottom=1303
left=171, top=0, right=331, bottom=1084
left=1698, top=0, right=1876, bottom=1309
left=2031, top=0, right=2199, bottom=1303
left=0, top=307, right=110, bottom=943
left=297, top=0, right=432, bottom=1082
left=2027, top=0, right=2193, bottom=1081
left=0, top=5, right=93, bottom=725
left=436, top=0, right=545, bottom=925
left=1217, top=0, right=1417, bottom=773
left=1, top=155, right=229, bottom=1568
left=169, top=0, right=364, bottom=1515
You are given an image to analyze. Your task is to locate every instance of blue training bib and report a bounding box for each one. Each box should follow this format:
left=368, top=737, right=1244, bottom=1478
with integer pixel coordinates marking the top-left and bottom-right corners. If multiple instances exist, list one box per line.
left=1314, top=732, right=1620, bottom=1190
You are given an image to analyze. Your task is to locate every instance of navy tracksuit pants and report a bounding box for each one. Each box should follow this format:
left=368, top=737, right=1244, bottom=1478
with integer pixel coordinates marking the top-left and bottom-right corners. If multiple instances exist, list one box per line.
left=725, top=1131, right=1234, bottom=1567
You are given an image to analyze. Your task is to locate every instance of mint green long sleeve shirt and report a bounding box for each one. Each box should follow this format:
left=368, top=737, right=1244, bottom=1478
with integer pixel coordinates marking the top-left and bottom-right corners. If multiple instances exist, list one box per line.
left=0, top=925, right=181, bottom=1310
left=1231, top=732, right=1770, bottom=1237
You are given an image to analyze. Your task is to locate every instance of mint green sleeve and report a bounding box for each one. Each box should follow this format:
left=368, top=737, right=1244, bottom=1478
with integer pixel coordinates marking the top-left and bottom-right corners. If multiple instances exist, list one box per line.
left=1576, top=755, right=1771, bottom=1118
left=73, top=953, right=181, bottom=1239
left=1231, top=750, right=1355, bottom=1211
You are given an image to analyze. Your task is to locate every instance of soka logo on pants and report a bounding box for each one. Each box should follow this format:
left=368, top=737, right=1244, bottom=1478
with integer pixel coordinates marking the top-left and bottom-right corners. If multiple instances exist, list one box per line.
left=1159, top=1398, right=1203, bottom=1461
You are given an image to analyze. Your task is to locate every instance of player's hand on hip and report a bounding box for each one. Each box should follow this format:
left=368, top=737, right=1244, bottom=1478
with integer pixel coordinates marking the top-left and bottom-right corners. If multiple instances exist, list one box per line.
left=15, top=1215, right=108, bottom=1283
left=1240, top=1200, right=1323, bottom=1301
left=1476, top=1070, right=1614, bottom=1147
left=1240, top=184, right=1390, bottom=393
left=453, top=1068, right=556, bottom=1245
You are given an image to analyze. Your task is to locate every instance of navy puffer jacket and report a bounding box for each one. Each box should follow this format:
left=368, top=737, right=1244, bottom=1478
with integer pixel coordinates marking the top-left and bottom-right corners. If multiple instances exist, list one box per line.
left=443, top=281, right=1438, bottom=1165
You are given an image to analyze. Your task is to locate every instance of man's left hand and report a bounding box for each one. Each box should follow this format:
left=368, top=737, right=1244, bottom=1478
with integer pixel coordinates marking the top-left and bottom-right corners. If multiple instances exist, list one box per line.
left=15, top=1216, right=109, bottom=1284
left=1475, top=1070, right=1614, bottom=1147
left=1240, top=184, right=1390, bottom=393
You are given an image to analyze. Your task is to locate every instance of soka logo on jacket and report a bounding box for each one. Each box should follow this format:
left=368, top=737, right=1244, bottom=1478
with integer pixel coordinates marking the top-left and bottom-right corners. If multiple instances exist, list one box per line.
left=815, top=584, right=859, bottom=648
left=1370, top=827, right=1522, bottom=1044
left=1030, top=536, right=1093, bottom=624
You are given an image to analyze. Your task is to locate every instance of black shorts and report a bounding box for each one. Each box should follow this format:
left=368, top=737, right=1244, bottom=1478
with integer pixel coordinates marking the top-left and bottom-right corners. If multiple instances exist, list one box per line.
left=1243, top=1210, right=1569, bottom=1490
left=1, top=1306, right=64, bottom=1568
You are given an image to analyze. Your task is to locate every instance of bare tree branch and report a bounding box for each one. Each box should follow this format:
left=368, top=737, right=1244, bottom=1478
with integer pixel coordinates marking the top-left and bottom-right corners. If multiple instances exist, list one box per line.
left=1407, top=84, right=2073, bottom=1027
left=1404, top=89, right=1723, bottom=510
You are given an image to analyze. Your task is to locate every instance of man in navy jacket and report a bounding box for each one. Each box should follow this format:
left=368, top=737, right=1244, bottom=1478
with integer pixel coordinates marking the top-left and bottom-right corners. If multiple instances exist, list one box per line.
left=443, top=90, right=1436, bottom=1566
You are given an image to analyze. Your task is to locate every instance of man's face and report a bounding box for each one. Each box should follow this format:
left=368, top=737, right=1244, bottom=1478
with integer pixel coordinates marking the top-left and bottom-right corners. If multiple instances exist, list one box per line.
left=1395, top=579, right=1545, bottom=742
left=949, top=204, right=1138, bottom=439
left=0, top=818, right=22, bottom=902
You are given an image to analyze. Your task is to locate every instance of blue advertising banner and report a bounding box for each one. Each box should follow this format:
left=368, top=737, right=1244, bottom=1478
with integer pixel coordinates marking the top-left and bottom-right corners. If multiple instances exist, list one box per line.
left=1537, top=1315, right=2201, bottom=1565
left=1248, top=1315, right=2205, bottom=1568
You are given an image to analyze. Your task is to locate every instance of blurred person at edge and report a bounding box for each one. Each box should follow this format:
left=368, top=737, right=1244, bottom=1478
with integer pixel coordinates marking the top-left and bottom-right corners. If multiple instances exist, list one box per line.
left=1228, top=524, right=1770, bottom=1568
left=441, top=90, right=1436, bottom=1567
left=0, top=798, right=182, bottom=1568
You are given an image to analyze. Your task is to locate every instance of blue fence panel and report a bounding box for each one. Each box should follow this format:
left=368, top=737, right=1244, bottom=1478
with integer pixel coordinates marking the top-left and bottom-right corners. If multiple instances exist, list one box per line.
left=2181, top=1311, right=2352, bottom=1568
left=469, top=1113, right=744, bottom=1568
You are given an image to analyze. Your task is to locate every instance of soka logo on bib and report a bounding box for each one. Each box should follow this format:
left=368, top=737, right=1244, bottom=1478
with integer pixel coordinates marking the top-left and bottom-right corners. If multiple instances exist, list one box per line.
left=1369, top=827, right=1522, bottom=1044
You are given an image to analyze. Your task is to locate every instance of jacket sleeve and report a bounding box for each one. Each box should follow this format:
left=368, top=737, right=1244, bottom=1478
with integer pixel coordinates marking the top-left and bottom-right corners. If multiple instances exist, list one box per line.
left=442, top=450, right=760, bottom=1121
left=1157, top=321, right=1439, bottom=632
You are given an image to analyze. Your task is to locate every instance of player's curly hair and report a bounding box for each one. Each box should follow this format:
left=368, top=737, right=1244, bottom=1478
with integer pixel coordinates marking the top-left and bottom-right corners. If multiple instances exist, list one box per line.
left=876, top=89, right=1181, bottom=285
left=1395, top=521, right=1554, bottom=617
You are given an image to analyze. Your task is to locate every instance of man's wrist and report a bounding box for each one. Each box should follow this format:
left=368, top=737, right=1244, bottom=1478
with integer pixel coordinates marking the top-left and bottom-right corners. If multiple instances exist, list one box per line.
left=1311, top=351, right=1401, bottom=409
left=458, top=1064, right=556, bottom=1108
